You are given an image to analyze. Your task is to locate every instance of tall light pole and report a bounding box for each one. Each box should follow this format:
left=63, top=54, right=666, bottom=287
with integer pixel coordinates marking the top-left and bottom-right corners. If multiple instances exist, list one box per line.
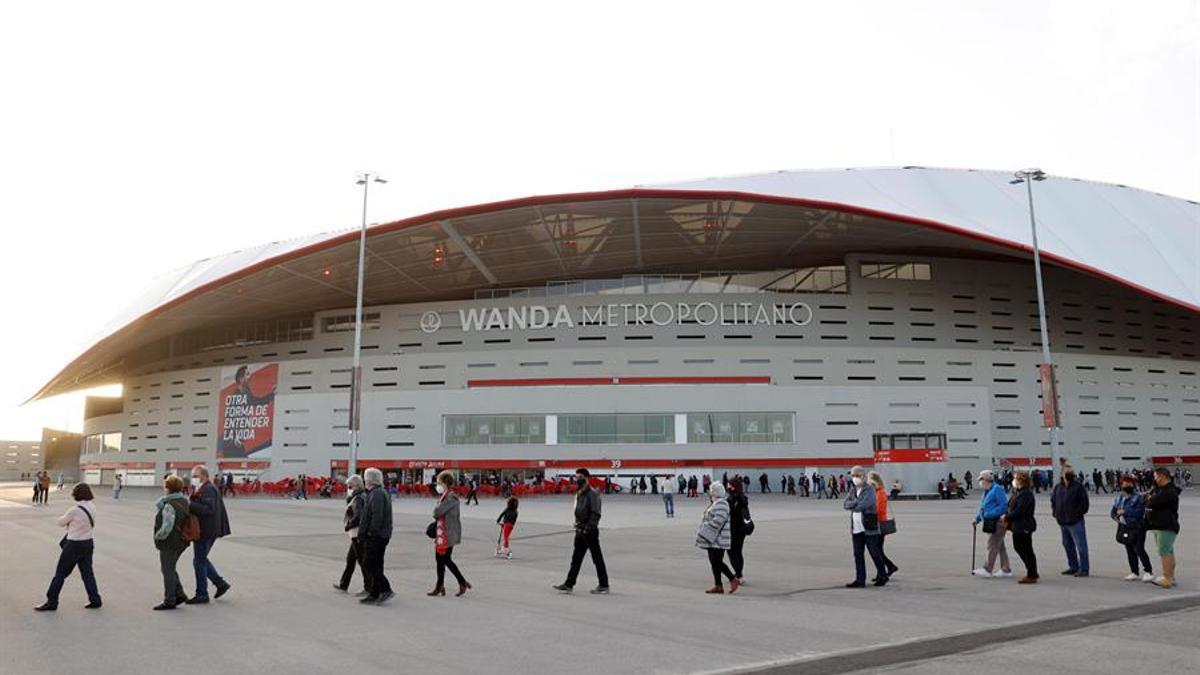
left=349, top=172, right=386, bottom=477
left=1009, top=168, right=1063, bottom=478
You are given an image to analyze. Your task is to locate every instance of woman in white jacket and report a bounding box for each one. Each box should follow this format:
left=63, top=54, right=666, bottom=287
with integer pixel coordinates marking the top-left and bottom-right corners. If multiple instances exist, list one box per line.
left=696, top=482, right=739, bottom=594
left=35, top=483, right=101, bottom=611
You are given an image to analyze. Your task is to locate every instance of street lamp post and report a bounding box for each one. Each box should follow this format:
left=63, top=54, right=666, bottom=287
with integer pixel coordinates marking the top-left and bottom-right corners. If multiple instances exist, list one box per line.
left=1009, top=168, right=1063, bottom=478
left=349, top=172, right=386, bottom=477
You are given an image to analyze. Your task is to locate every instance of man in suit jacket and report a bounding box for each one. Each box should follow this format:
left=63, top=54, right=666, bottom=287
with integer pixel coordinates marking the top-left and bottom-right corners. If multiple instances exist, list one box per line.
left=187, top=465, right=232, bottom=603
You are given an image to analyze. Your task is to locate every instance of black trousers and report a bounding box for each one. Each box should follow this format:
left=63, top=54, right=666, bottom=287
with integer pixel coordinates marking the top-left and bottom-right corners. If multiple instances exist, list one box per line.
left=707, top=548, right=735, bottom=586
left=851, top=532, right=887, bottom=583
left=436, top=547, right=468, bottom=588
left=1123, top=528, right=1153, bottom=575
left=159, top=546, right=187, bottom=605
left=339, top=537, right=364, bottom=590
left=360, top=536, right=392, bottom=597
left=879, top=533, right=898, bottom=573
left=727, top=532, right=746, bottom=578
left=565, top=528, right=608, bottom=588
left=1011, top=531, right=1038, bottom=578
left=47, top=539, right=101, bottom=605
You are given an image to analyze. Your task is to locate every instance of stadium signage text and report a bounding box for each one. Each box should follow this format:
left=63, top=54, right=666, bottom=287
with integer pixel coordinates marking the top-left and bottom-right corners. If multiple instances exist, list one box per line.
left=420, top=301, right=813, bottom=333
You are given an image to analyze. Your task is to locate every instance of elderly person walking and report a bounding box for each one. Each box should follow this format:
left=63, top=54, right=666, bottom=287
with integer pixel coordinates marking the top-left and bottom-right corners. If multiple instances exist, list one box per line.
left=972, top=470, right=1013, bottom=578
left=843, top=465, right=888, bottom=587
left=35, top=483, right=102, bottom=611
left=697, top=482, right=738, bottom=594
left=334, top=474, right=368, bottom=593
left=429, top=470, right=472, bottom=597
left=358, top=467, right=394, bottom=605
left=151, top=475, right=191, bottom=610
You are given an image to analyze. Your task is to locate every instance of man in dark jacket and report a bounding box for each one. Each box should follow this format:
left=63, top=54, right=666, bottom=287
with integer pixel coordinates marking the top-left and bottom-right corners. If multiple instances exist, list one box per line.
left=186, top=465, right=232, bottom=603
left=1145, top=467, right=1180, bottom=588
left=1050, top=467, right=1090, bottom=577
left=357, top=468, right=394, bottom=605
left=554, top=468, right=608, bottom=594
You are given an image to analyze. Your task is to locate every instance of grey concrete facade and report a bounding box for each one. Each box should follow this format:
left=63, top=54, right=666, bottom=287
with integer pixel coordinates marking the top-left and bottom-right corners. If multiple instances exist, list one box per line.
left=80, top=253, right=1200, bottom=484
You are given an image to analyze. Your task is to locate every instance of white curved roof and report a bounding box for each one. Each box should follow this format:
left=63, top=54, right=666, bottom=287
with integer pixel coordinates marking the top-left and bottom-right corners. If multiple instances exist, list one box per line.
left=655, top=167, right=1199, bottom=312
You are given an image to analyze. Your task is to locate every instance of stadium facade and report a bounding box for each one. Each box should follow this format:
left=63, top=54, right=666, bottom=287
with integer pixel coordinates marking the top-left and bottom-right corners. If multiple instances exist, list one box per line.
left=38, top=167, right=1200, bottom=489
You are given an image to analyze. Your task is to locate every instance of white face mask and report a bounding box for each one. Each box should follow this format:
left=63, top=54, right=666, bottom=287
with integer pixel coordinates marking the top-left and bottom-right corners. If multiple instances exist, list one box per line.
left=852, top=476, right=864, bottom=487
left=191, top=477, right=201, bottom=487
left=436, top=484, right=446, bottom=495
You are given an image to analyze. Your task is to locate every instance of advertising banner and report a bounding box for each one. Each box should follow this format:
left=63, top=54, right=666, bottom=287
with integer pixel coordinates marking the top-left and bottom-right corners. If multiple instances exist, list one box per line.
left=217, top=363, right=278, bottom=459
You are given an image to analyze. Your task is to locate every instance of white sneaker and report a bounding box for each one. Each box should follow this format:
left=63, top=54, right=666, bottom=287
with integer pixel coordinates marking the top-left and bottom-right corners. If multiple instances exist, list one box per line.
left=1142, top=572, right=1156, bottom=582
left=973, top=568, right=992, bottom=578
left=1124, top=573, right=1140, bottom=581
left=1152, top=575, right=1167, bottom=586
left=994, top=570, right=1013, bottom=578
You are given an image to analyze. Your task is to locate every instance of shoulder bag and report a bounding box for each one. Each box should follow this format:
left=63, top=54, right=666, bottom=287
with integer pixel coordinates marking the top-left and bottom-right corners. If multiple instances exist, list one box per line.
left=60, top=505, right=94, bottom=548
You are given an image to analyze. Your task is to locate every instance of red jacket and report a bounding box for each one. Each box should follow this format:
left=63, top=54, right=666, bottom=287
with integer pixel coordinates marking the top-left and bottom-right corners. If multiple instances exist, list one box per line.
left=875, top=487, right=890, bottom=522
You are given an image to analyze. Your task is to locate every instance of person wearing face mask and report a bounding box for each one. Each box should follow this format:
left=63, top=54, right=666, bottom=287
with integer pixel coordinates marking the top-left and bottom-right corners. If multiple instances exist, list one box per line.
left=843, top=466, right=888, bottom=587
left=1144, top=467, right=1180, bottom=588
left=553, top=468, right=609, bottom=594
left=1050, top=465, right=1090, bottom=577
left=1111, top=475, right=1153, bottom=582
left=334, top=474, right=368, bottom=593
left=185, top=465, right=232, bottom=603
left=696, top=482, right=738, bottom=594
left=429, top=470, right=471, bottom=597
left=151, top=475, right=191, bottom=610
left=1005, top=471, right=1038, bottom=584
left=971, top=470, right=1012, bottom=578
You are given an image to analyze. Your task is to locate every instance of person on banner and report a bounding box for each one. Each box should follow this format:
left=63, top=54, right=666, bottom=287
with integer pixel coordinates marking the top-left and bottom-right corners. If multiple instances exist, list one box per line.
left=1111, top=474, right=1154, bottom=582
left=334, top=475, right=368, bottom=594
left=186, top=465, right=232, bottom=603
left=358, top=468, right=394, bottom=605
left=1051, top=466, right=1090, bottom=577
left=34, top=483, right=102, bottom=611
left=553, top=468, right=609, bottom=594
left=429, top=471, right=471, bottom=596
left=221, top=365, right=277, bottom=457
left=971, top=470, right=1013, bottom=578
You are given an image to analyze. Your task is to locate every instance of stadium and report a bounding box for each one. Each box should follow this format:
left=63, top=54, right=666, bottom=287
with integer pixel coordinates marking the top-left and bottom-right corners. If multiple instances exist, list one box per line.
left=38, top=167, right=1200, bottom=490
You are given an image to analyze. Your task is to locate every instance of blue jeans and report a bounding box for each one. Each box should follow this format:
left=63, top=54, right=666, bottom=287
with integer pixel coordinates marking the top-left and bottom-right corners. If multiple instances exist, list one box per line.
left=46, top=539, right=101, bottom=605
left=192, top=538, right=227, bottom=598
left=662, top=492, right=674, bottom=516
left=1059, top=520, right=1089, bottom=573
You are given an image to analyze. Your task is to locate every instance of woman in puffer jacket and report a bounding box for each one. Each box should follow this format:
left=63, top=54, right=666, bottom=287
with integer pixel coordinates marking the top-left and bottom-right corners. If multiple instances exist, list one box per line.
left=696, top=482, right=738, bottom=594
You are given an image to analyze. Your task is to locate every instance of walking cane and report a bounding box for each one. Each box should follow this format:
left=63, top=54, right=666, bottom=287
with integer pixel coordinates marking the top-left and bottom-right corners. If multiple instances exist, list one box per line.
left=970, top=522, right=978, bottom=574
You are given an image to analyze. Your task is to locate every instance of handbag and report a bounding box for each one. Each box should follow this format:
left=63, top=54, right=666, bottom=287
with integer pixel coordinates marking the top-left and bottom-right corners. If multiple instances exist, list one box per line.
left=60, top=505, right=94, bottom=549
left=880, top=519, right=897, bottom=536
left=1115, top=523, right=1132, bottom=545
left=981, top=518, right=998, bottom=534
left=426, top=521, right=438, bottom=539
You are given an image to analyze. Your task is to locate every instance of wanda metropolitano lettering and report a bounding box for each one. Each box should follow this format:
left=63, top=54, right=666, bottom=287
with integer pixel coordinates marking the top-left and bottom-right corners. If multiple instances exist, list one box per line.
left=422, top=301, right=815, bottom=333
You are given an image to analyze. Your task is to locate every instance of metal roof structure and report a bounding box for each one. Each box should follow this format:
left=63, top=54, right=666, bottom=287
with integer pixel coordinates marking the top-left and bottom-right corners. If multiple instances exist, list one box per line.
left=33, top=167, right=1200, bottom=401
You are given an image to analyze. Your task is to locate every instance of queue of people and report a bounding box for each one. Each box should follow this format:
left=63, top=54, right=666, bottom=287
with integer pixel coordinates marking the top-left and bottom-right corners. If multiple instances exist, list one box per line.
left=31, top=464, right=1185, bottom=613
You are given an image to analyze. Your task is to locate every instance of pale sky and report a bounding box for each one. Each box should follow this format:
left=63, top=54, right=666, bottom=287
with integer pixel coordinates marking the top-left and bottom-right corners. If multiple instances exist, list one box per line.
left=1, top=0, right=1197, bottom=440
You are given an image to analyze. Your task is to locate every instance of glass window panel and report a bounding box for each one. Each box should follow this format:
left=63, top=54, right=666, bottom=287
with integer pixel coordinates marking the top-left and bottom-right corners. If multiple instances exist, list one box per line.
left=688, top=414, right=712, bottom=442
left=739, top=413, right=767, bottom=442
left=711, top=413, right=738, bottom=443
left=616, top=414, right=644, bottom=443
left=767, top=414, right=793, bottom=442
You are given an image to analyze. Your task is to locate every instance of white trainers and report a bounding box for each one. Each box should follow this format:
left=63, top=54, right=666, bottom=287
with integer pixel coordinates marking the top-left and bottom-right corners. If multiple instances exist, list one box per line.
left=994, top=570, right=1013, bottom=578
left=972, top=568, right=992, bottom=578
left=1142, top=572, right=1156, bottom=582
left=1124, top=573, right=1141, bottom=581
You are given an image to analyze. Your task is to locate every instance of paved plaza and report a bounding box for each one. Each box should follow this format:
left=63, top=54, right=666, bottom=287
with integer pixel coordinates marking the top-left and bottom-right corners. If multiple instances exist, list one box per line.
left=1, top=483, right=1195, bottom=674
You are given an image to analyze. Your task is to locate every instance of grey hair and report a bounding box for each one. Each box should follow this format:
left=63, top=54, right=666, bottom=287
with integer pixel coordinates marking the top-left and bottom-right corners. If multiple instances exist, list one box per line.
left=978, top=469, right=995, bottom=482
left=363, top=467, right=383, bottom=487
left=346, top=474, right=364, bottom=489
left=849, top=465, right=865, bottom=475
left=192, top=465, right=210, bottom=478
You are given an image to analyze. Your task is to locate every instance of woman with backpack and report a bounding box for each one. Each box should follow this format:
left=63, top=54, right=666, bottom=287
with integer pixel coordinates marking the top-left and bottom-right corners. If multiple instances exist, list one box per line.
left=152, top=474, right=193, bottom=610
left=726, top=477, right=753, bottom=585
left=34, top=483, right=101, bottom=611
left=697, top=482, right=738, bottom=594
